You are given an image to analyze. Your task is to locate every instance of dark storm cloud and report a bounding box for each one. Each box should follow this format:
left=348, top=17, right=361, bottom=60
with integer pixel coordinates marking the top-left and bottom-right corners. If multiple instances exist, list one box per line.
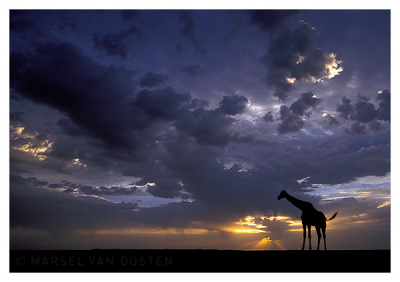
left=216, top=95, right=248, bottom=116
left=175, top=107, right=236, bottom=146
left=10, top=41, right=197, bottom=163
left=377, top=90, right=390, bottom=121
left=276, top=91, right=321, bottom=134
left=149, top=131, right=389, bottom=221
left=10, top=41, right=140, bottom=150
left=344, top=120, right=386, bottom=135
left=248, top=10, right=300, bottom=32
left=343, top=121, right=367, bottom=135
left=289, top=91, right=322, bottom=116
left=133, top=87, right=191, bottom=120
left=139, top=72, right=169, bottom=88
left=336, top=95, right=353, bottom=120
left=11, top=174, right=49, bottom=187
left=322, top=113, right=340, bottom=128
left=262, top=111, right=274, bottom=123
left=305, top=142, right=390, bottom=185
left=261, top=22, right=342, bottom=100
left=187, top=98, right=210, bottom=109
left=277, top=105, right=305, bottom=134
left=146, top=179, right=183, bottom=199
left=10, top=38, right=261, bottom=195
left=230, top=131, right=278, bottom=145
left=349, top=94, right=377, bottom=123
left=178, top=11, right=207, bottom=55
left=92, top=25, right=142, bottom=57
left=156, top=135, right=280, bottom=215
left=335, top=91, right=390, bottom=135
left=9, top=39, right=253, bottom=171
left=174, top=95, right=248, bottom=146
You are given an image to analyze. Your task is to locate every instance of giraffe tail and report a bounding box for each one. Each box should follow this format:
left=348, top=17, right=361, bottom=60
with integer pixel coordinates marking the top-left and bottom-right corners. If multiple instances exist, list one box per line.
left=327, top=211, right=338, bottom=221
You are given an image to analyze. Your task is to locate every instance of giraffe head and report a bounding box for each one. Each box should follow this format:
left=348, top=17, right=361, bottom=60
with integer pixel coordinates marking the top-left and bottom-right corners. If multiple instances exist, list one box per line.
left=277, top=190, right=288, bottom=200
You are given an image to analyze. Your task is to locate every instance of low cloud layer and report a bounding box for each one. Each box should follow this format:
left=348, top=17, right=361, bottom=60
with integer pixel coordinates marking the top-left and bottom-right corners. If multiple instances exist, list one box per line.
left=261, top=21, right=343, bottom=100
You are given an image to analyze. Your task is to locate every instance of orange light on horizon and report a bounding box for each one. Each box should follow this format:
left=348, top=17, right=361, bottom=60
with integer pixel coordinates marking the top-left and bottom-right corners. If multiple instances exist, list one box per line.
left=232, top=228, right=268, bottom=234
left=74, top=227, right=212, bottom=236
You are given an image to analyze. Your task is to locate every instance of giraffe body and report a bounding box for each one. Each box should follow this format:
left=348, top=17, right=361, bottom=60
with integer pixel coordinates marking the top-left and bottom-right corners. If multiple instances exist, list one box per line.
left=277, top=190, right=337, bottom=251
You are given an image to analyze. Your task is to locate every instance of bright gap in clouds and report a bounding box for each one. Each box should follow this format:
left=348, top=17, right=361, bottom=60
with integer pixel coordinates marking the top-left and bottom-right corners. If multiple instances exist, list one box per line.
left=306, top=174, right=390, bottom=203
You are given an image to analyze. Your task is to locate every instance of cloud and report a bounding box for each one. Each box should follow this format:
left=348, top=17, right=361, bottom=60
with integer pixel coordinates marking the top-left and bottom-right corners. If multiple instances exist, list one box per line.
left=92, top=25, right=142, bottom=57
left=10, top=42, right=143, bottom=151
left=9, top=41, right=257, bottom=189
left=289, top=91, right=322, bottom=116
left=307, top=143, right=390, bottom=185
left=277, top=105, right=305, bottom=134
left=349, top=94, right=377, bottom=122
left=173, top=94, right=248, bottom=146
left=146, top=179, right=184, bottom=199
left=216, top=95, right=248, bottom=116
left=10, top=42, right=199, bottom=164
left=322, top=113, right=340, bottom=128
left=133, top=86, right=191, bottom=120
left=261, top=22, right=343, bottom=100
left=335, top=91, right=390, bottom=134
left=178, top=11, right=207, bottom=54
left=336, top=96, right=353, bottom=120
left=175, top=107, right=236, bottom=146
left=248, top=10, right=300, bottom=33
left=377, top=90, right=390, bottom=121
left=276, top=91, right=322, bottom=134
left=343, top=121, right=367, bottom=135
left=9, top=110, right=390, bottom=243
left=157, top=132, right=389, bottom=221
left=262, top=111, right=274, bottom=123
left=139, top=72, right=169, bottom=88
left=187, top=98, right=210, bottom=109
left=10, top=127, right=390, bottom=234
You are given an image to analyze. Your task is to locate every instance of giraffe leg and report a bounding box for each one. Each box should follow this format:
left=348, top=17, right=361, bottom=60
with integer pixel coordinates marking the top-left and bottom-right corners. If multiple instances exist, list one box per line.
left=307, top=225, right=312, bottom=250
left=316, top=227, right=321, bottom=251
left=322, top=226, right=327, bottom=251
left=301, top=224, right=306, bottom=251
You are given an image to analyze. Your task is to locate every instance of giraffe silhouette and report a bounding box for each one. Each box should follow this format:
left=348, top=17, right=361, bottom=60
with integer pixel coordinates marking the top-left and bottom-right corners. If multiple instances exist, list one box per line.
left=277, top=190, right=338, bottom=251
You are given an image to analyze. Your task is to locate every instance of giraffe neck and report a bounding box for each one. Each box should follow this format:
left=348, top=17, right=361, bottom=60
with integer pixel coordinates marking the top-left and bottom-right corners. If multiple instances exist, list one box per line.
left=284, top=193, right=310, bottom=212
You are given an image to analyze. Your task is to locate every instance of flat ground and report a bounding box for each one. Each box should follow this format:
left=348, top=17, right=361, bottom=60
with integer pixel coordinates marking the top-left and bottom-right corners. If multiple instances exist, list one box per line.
left=10, top=249, right=390, bottom=272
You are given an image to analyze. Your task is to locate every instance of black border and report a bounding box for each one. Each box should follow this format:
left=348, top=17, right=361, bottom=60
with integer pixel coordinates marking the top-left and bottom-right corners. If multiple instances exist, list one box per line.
left=10, top=249, right=390, bottom=272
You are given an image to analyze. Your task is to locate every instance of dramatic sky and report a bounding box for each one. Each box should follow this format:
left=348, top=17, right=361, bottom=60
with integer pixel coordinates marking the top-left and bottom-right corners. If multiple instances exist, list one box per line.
left=9, top=9, right=390, bottom=250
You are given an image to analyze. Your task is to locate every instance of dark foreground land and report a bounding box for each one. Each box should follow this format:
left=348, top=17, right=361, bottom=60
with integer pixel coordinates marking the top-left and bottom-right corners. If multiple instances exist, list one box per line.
left=10, top=249, right=390, bottom=272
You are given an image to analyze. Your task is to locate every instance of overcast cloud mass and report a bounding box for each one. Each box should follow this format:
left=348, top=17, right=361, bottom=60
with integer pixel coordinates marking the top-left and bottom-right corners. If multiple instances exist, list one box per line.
left=10, top=10, right=390, bottom=250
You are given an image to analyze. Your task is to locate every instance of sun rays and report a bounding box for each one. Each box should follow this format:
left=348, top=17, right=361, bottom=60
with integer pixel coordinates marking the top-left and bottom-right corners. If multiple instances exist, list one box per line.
left=239, top=237, right=286, bottom=250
